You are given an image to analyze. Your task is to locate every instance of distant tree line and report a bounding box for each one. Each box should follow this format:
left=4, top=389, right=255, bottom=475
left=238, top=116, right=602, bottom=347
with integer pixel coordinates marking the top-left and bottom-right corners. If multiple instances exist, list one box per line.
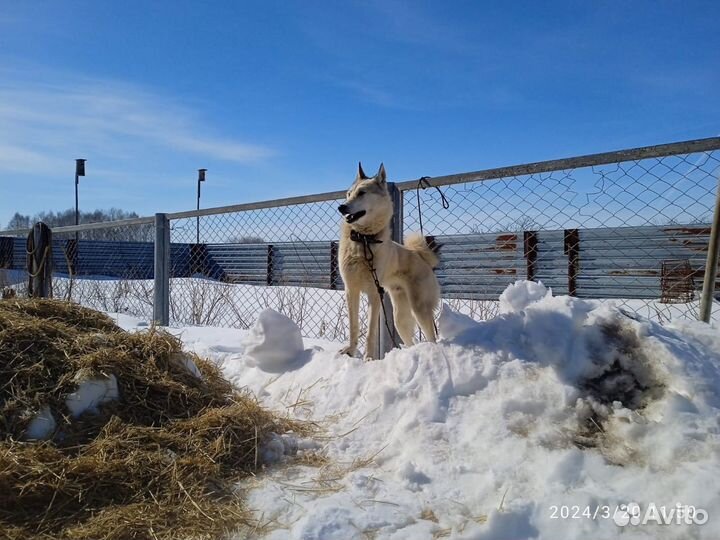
left=226, top=235, right=265, bottom=244
left=6, top=208, right=153, bottom=242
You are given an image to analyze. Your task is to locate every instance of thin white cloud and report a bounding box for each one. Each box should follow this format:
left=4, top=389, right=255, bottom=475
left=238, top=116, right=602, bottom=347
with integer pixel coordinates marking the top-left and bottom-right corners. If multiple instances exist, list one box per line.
left=0, top=68, right=275, bottom=176
left=329, top=78, right=409, bottom=109
left=0, top=143, right=66, bottom=175
left=362, top=0, right=469, bottom=52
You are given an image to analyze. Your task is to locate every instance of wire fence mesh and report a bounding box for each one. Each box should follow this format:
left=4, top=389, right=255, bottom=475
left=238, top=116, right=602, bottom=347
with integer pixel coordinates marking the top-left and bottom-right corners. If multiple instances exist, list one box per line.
left=57, top=223, right=156, bottom=317
left=0, top=222, right=156, bottom=318
left=1, top=138, right=719, bottom=344
left=404, top=148, right=720, bottom=324
left=167, top=197, right=371, bottom=341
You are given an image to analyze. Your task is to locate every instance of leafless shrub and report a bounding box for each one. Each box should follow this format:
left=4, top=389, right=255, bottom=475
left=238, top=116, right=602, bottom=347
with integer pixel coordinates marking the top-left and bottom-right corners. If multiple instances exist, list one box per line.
left=444, top=297, right=500, bottom=320
left=170, top=279, right=236, bottom=326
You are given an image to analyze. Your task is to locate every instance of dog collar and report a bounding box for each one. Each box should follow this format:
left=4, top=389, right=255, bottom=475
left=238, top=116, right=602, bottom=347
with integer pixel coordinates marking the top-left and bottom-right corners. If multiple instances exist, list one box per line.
left=350, top=230, right=383, bottom=244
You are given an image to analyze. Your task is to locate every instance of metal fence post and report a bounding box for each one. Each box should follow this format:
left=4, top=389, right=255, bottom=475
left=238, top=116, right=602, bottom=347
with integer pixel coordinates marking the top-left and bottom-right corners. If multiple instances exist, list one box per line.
left=699, top=177, right=720, bottom=323
left=27, top=222, right=53, bottom=298
left=0, top=237, right=14, bottom=269
left=564, top=229, right=580, bottom=296
left=154, top=213, right=170, bottom=326
left=378, top=182, right=402, bottom=358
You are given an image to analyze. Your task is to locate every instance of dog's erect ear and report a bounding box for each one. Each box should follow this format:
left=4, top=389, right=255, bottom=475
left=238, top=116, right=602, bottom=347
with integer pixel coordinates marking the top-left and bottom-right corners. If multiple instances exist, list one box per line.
left=376, top=163, right=386, bottom=185
left=356, top=162, right=368, bottom=181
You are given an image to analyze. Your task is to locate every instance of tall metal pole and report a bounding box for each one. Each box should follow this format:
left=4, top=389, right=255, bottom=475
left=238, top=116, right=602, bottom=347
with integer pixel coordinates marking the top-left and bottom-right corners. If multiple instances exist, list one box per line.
left=75, top=173, right=79, bottom=227
left=153, top=213, right=170, bottom=326
left=196, top=168, right=206, bottom=244
left=378, top=182, right=401, bottom=359
left=74, top=159, right=86, bottom=245
left=699, top=176, right=720, bottom=323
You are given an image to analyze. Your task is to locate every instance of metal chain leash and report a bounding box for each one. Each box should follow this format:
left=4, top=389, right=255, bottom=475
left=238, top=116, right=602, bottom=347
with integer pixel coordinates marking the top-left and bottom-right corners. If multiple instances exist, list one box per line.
left=352, top=230, right=400, bottom=351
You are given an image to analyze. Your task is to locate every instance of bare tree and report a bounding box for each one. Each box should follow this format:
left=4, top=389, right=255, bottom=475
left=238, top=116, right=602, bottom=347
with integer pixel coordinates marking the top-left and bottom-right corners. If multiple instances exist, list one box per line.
left=6, top=208, right=152, bottom=241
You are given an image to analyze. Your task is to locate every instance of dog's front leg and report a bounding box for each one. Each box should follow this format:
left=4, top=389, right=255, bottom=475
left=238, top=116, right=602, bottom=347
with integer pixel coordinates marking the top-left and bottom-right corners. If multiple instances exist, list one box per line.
left=339, top=287, right=360, bottom=356
left=364, top=291, right=382, bottom=361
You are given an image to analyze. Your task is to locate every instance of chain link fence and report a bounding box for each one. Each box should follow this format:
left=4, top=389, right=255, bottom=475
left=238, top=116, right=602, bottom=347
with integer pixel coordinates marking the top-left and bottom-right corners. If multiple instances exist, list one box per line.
left=165, top=195, right=373, bottom=341
left=0, top=220, right=156, bottom=318
left=404, top=142, right=720, bottom=324
left=1, top=138, right=719, bottom=346
left=54, top=222, right=156, bottom=317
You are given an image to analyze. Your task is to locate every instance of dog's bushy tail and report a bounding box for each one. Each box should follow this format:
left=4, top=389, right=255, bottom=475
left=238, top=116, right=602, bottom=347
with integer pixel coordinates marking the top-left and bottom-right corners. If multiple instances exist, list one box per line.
left=404, top=233, right=440, bottom=268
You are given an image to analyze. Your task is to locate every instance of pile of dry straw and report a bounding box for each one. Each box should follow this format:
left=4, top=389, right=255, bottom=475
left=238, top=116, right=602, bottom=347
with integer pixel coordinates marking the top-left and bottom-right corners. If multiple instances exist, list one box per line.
left=0, top=299, right=308, bottom=539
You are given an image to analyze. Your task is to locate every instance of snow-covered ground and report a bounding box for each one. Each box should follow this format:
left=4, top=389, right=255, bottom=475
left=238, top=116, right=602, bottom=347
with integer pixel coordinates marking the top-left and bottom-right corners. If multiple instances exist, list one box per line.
left=114, top=281, right=720, bottom=540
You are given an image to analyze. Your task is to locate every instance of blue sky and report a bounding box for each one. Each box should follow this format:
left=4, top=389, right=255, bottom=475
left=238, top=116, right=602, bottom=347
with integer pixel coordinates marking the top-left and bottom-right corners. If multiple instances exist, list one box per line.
left=0, top=0, right=718, bottom=228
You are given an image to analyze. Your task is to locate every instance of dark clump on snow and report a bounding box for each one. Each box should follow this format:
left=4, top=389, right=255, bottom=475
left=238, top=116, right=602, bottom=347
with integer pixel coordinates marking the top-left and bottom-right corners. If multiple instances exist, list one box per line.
left=574, top=319, right=665, bottom=455
left=584, top=320, right=665, bottom=410
left=0, top=298, right=311, bottom=540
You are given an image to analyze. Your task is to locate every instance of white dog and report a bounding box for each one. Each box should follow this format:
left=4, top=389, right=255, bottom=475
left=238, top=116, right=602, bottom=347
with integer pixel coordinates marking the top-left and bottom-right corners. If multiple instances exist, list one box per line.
left=338, top=163, right=440, bottom=359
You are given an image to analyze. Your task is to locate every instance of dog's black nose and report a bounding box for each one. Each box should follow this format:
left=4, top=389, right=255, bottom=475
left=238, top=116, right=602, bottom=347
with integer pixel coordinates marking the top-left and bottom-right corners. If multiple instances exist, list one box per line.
left=338, top=204, right=349, bottom=215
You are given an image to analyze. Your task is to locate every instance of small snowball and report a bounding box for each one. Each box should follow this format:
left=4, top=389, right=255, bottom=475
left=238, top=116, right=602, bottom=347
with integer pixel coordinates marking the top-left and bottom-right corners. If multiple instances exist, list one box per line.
left=243, top=309, right=305, bottom=373
left=499, top=280, right=551, bottom=314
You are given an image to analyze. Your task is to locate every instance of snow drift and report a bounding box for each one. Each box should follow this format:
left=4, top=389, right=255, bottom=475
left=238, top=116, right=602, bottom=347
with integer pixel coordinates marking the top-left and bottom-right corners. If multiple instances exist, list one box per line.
left=126, top=281, right=720, bottom=539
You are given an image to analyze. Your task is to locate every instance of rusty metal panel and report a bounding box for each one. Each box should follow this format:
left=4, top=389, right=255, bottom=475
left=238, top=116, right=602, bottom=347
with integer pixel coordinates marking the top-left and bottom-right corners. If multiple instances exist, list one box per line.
left=432, top=231, right=525, bottom=300
left=575, top=224, right=716, bottom=299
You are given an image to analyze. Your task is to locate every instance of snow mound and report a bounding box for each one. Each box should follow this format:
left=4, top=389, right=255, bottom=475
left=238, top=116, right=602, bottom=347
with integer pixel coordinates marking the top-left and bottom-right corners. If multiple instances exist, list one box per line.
left=242, top=309, right=307, bottom=373
left=188, top=281, right=720, bottom=539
